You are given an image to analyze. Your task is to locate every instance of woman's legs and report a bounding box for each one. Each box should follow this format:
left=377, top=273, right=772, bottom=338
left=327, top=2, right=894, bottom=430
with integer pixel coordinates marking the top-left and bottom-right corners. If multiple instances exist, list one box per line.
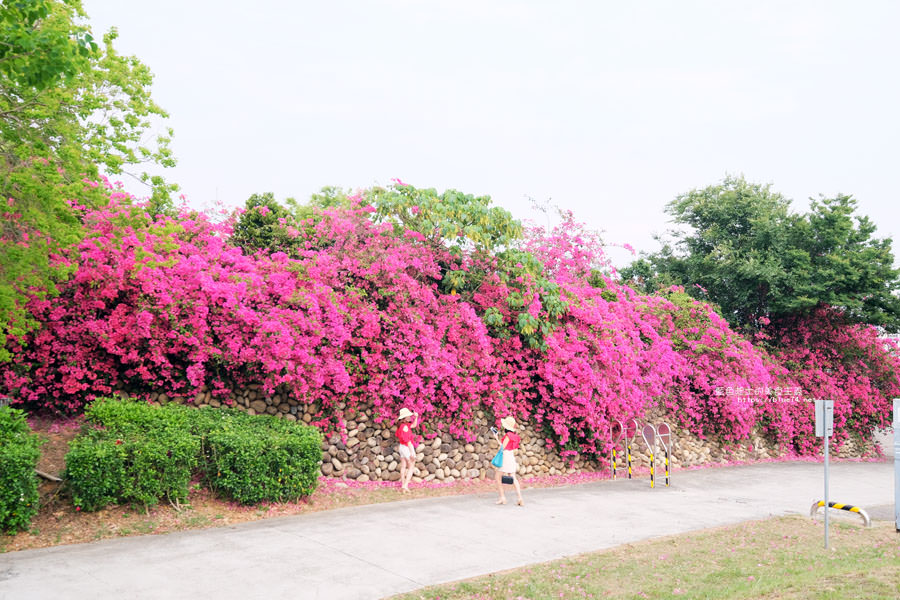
left=404, top=457, right=416, bottom=489
left=512, top=475, right=524, bottom=505
left=494, top=469, right=506, bottom=503
left=399, top=457, right=410, bottom=491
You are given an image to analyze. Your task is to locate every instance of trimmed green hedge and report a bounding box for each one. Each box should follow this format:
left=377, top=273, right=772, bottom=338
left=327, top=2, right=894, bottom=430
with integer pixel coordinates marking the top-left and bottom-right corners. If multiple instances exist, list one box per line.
left=64, top=430, right=127, bottom=512
left=204, top=421, right=322, bottom=504
left=64, top=398, right=322, bottom=511
left=0, top=406, right=42, bottom=533
left=65, top=399, right=199, bottom=511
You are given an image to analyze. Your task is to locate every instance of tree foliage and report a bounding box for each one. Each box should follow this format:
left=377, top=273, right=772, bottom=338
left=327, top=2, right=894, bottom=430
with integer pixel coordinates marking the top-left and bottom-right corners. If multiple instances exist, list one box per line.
left=230, top=193, right=296, bottom=255
left=621, top=176, right=900, bottom=332
left=786, top=195, right=900, bottom=329
left=0, top=0, right=176, bottom=359
left=367, top=180, right=523, bottom=254
left=1, top=0, right=176, bottom=199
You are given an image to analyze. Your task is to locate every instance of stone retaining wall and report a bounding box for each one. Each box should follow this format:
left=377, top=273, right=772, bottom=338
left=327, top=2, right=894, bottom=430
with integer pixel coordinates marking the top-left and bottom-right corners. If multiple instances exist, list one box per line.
left=146, top=386, right=880, bottom=483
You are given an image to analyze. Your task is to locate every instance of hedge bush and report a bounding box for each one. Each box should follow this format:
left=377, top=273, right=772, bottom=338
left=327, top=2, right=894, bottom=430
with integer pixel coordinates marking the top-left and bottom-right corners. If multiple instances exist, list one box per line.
left=203, top=420, right=322, bottom=505
left=65, top=398, right=321, bottom=511
left=84, top=396, right=195, bottom=436
left=65, top=427, right=198, bottom=511
left=120, top=429, right=198, bottom=508
left=65, top=398, right=200, bottom=511
left=0, top=406, right=42, bottom=533
left=64, top=430, right=127, bottom=512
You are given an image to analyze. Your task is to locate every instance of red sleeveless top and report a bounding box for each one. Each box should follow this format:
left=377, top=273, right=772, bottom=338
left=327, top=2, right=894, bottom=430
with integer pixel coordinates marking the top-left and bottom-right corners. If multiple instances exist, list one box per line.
left=502, top=432, right=520, bottom=450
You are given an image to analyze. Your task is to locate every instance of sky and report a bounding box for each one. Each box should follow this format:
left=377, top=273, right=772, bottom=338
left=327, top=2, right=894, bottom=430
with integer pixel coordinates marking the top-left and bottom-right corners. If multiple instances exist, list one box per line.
left=81, top=0, right=899, bottom=268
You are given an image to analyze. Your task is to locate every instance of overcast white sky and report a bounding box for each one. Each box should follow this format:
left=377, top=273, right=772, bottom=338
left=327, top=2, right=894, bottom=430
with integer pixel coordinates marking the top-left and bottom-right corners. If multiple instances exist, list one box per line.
left=82, top=0, right=899, bottom=268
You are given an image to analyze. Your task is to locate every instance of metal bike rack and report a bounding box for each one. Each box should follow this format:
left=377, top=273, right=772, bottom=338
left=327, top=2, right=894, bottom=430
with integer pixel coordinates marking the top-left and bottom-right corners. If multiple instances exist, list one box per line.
left=657, top=422, right=672, bottom=487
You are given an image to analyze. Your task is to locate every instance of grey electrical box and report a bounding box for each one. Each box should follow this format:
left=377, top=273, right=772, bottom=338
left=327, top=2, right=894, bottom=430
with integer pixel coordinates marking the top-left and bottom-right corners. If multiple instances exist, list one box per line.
left=815, top=399, right=834, bottom=437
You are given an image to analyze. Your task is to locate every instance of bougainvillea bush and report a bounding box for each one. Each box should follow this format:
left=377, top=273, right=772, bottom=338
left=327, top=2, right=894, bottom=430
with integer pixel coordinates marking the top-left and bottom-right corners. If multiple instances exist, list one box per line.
left=757, top=308, right=900, bottom=454
left=3, top=180, right=898, bottom=461
left=2, top=186, right=499, bottom=440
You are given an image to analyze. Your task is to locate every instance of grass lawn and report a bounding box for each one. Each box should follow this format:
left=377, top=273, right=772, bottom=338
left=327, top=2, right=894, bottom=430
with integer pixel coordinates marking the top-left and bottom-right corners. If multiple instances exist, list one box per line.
left=391, top=515, right=900, bottom=600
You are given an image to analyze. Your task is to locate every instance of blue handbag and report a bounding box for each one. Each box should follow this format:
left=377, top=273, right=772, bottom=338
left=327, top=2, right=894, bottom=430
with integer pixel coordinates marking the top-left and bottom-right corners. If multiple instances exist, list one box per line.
left=491, top=448, right=503, bottom=468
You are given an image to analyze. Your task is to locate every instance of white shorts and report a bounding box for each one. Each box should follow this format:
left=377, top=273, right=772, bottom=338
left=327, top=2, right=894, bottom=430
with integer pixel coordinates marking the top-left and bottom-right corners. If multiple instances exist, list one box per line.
left=398, top=445, right=414, bottom=460
left=499, top=450, right=517, bottom=474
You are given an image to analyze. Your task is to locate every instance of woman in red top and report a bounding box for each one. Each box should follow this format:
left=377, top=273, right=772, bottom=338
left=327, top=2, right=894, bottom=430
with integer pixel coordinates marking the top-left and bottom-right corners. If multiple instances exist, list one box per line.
left=396, top=407, right=419, bottom=493
left=493, top=415, right=524, bottom=506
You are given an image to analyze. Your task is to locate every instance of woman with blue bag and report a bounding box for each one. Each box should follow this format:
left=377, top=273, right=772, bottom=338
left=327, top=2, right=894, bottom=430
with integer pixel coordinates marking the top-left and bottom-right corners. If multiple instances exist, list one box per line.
left=491, top=416, right=524, bottom=506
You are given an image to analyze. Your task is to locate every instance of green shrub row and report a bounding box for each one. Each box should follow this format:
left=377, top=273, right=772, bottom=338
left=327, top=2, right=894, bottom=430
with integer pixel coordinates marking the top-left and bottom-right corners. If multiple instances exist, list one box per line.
left=64, top=398, right=322, bottom=511
left=0, top=406, right=42, bottom=533
left=65, top=427, right=199, bottom=511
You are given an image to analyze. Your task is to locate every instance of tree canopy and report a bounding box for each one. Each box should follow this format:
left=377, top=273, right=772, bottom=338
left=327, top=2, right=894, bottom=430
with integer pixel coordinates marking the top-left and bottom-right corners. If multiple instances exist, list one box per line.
left=0, top=0, right=176, bottom=359
left=621, top=176, right=900, bottom=332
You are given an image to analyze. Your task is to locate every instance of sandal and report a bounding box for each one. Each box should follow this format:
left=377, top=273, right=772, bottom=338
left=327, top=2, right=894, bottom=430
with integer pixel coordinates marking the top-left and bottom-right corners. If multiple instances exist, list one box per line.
left=496, top=499, right=507, bottom=505
left=517, top=499, right=525, bottom=506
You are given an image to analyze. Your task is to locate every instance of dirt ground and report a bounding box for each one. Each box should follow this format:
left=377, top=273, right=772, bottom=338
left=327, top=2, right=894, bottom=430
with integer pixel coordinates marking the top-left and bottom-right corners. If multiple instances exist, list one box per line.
left=4, top=417, right=604, bottom=553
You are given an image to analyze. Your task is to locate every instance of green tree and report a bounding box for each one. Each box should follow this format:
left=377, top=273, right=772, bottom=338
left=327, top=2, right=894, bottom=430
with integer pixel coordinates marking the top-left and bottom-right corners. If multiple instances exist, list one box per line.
left=286, top=185, right=352, bottom=220
left=0, top=0, right=95, bottom=89
left=367, top=183, right=523, bottom=254
left=621, top=176, right=900, bottom=332
left=230, top=193, right=298, bottom=255
left=1, top=0, right=176, bottom=204
left=786, top=195, right=900, bottom=329
left=1, top=0, right=176, bottom=359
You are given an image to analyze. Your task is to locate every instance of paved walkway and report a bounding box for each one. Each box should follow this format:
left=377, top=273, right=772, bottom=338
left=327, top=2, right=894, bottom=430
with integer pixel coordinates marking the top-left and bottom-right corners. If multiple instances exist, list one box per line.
left=0, top=461, right=895, bottom=600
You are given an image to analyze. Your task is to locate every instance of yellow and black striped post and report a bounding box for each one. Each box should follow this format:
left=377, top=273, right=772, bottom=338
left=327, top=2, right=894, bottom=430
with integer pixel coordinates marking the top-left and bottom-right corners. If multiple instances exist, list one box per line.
left=664, top=450, right=669, bottom=487
left=625, top=419, right=637, bottom=480
left=641, top=423, right=657, bottom=489
left=658, top=422, right=672, bottom=488
left=626, top=442, right=632, bottom=479
left=611, top=421, right=624, bottom=481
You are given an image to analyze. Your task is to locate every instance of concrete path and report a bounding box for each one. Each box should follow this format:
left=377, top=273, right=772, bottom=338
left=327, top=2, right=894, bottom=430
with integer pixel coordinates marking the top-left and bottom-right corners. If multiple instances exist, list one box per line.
left=0, top=461, right=895, bottom=600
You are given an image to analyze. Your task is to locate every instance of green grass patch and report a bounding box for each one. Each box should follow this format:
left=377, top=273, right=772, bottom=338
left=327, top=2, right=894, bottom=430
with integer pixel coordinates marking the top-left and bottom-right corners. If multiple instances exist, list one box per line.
left=392, top=516, right=900, bottom=600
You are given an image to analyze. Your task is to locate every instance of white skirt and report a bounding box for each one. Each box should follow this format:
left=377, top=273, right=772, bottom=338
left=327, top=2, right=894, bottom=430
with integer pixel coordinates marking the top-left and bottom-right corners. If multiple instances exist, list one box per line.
left=499, top=450, right=517, bottom=474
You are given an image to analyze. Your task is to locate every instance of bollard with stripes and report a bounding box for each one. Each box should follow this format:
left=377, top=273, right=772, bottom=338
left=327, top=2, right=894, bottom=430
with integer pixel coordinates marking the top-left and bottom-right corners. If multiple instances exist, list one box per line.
left=657, top=422, right=672, bottom=487
left=611, top=421, right=624, bottom=480
left=642, top=423, right=657, bottom=489
left=625, top=419, right=638, bottom=479
left=810, top=500, right=871, bottom=527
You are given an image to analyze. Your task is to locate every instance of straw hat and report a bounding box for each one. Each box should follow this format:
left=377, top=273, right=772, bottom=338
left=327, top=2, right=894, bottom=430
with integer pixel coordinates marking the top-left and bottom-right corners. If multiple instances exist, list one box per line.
left=500, top=416, right=516, bottom=431
left=398, top=407, right=414, bottom=421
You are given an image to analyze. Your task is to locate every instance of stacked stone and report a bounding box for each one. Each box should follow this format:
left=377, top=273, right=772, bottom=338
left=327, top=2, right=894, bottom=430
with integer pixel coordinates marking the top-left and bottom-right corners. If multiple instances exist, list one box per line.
left=136, top=387, right=881, bottom=480
left=318, top=411, right=590, bottom=483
